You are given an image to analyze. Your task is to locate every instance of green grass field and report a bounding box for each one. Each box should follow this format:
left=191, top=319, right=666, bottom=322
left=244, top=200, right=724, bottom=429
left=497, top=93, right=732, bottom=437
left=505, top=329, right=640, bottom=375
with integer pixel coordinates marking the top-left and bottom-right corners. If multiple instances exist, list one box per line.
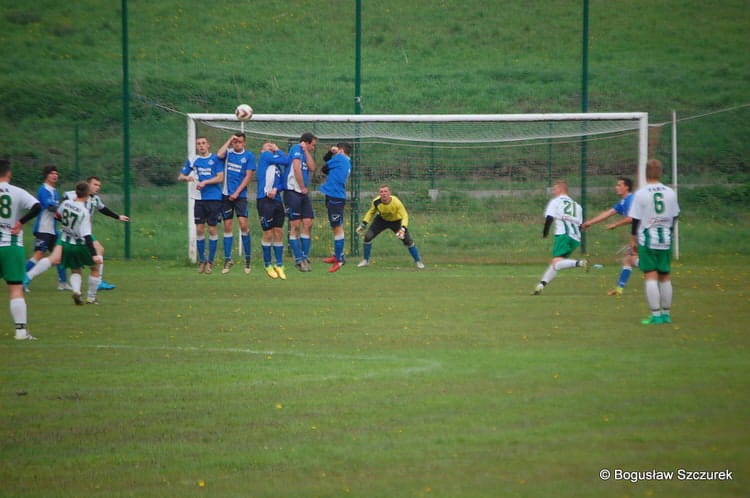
left=2, top=255, right=748, bottom=498
left=1, top=1, right=748, bottom=496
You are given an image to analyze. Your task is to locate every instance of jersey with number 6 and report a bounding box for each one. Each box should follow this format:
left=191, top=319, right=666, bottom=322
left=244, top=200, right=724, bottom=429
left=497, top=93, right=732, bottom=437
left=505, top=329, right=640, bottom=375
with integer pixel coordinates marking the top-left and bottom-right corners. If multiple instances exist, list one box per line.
left=57, top=199, right=93, bottom=245
left=0, top=182, right=38, bottom=247
left=544, top=195, right=583, bottom=242
left=628, top=182, right=680, bottom=250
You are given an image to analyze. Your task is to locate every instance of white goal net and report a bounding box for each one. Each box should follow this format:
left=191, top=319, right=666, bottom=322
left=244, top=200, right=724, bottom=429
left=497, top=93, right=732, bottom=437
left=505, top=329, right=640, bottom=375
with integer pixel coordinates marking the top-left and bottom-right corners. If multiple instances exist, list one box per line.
left=185, top=113, right=648, bottom=263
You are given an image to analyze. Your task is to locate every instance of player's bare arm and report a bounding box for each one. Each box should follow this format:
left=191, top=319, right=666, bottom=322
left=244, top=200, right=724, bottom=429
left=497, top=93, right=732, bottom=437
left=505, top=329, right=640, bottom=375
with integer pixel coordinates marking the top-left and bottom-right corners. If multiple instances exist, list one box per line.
left=606, top=216, right=632, bottom=230
left=582, top=208, right=616, bottom=229
left=196, top=171, right=224, bottom=191
left=302, top=141, right=317, bottom=173
left=292, top=159, right=306, bottom=194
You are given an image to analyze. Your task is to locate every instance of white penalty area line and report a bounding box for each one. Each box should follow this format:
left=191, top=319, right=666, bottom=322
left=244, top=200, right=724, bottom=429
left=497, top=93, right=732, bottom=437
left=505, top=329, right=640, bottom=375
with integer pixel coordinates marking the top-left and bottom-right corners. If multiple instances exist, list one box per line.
left=87, top=343, right=444, bottom=379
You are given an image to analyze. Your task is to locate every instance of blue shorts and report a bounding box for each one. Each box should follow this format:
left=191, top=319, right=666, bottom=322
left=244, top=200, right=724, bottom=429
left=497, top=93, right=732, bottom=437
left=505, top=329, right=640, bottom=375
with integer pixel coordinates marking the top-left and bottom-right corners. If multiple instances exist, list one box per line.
left=283, top=190, right=314, bottom=221
left=194, top=200, right=222, bottom=226
left=222, top=196, right=249, bottom=220
left=33, top=232, right=57, bottom=253
left=257, top=197, right=285, bottom=231
left=325, top=196, right=346, bottom=228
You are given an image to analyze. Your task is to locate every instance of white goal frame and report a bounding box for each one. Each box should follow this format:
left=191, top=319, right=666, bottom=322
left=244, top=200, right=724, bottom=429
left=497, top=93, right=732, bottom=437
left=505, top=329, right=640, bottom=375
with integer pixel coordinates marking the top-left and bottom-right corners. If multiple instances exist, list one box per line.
left=185, top=112, right=649, bottom=262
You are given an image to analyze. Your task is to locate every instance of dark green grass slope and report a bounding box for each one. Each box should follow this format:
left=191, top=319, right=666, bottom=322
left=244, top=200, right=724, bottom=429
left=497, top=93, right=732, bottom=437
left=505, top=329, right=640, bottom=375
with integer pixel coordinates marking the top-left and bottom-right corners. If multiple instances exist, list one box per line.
left=0, top=0, right=748, bottom=178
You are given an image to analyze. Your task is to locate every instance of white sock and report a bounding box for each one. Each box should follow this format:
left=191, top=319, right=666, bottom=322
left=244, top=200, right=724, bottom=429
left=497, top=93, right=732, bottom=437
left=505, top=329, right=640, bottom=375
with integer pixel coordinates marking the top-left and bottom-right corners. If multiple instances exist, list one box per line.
left=99, top=261, right=104, bottom=279
left=645, top=279, right=661, bottom=314
left=541, top=265, right=557, bottom=285
left=10, top=297, right=27, bottom=325
left=27, top=257, right=52, bottom=280
left=553, top=259, right=578, bottom=271
left=88, top=276, right=102, bottom=299
left=659, top=280, right=672, bottom=314
left=70, top=273, right=83, bottom=294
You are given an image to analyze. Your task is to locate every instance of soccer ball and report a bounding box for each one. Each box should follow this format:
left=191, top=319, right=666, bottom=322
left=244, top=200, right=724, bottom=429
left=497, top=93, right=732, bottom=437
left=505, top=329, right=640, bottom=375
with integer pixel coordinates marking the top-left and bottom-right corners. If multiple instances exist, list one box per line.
left=235, top=104, right=253, bottom=121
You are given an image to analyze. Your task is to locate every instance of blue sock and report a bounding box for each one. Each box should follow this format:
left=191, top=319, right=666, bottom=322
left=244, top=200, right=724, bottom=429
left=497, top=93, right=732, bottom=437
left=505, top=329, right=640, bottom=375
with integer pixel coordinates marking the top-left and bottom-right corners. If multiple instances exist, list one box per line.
left=25, top=259, right=36, bottom=272
left=273, top=243, right=284, bottom=266
left=300, top=235, right=311, bottom=260
left=363, top=242, right=372, bottom=261
left=618, top=267, right=633, bottom=288
left=56, top=264, right=67, bottom=283
left=408, top=244, right=421, bottom=262
left=196, top=238, right=206, bottom=262
left=241, top=233, right=251, bottom=261
left=262, top=243, right=272, bottom=267
left=208, top=237, right=218, bottom=263
left=288, top=237, right=302, bottom=262
left=334, top=236, right=345, bottom=262
left=223, top=234, right=233, bottom=260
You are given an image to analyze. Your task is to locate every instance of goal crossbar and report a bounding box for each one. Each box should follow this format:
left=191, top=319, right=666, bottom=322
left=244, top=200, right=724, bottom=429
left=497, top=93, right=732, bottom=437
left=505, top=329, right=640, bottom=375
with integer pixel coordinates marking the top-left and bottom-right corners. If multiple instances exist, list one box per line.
left=189, top=112, right=648, bottom=122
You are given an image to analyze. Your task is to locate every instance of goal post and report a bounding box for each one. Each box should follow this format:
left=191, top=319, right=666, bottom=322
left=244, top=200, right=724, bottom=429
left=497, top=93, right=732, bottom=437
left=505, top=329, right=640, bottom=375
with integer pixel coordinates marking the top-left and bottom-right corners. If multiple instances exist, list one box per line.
left=185, top=112, right=648, bottom=263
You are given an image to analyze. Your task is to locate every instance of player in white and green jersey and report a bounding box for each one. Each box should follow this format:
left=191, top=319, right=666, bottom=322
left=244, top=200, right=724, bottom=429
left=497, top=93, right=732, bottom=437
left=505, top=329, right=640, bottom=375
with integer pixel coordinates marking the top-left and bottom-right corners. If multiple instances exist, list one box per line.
left=629, top=159, right=680, bottom=325
left=0, top=159, right=41, bottom=340
left=64, top=176, right=129, bottom=290
left=57, top=182, right=103, bottom=305
left=532, top=180, right=589, bottom=295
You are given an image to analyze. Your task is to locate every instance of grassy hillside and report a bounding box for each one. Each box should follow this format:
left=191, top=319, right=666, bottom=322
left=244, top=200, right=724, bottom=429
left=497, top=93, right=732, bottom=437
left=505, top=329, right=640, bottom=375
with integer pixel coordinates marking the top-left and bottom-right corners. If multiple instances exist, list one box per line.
left=1, top=0, right=748, bottom=182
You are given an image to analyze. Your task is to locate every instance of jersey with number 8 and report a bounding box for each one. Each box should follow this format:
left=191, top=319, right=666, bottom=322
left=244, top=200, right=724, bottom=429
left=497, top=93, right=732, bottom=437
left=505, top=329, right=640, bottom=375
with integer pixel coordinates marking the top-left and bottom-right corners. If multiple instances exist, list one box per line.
left=0, top=184, right=38, bottom=247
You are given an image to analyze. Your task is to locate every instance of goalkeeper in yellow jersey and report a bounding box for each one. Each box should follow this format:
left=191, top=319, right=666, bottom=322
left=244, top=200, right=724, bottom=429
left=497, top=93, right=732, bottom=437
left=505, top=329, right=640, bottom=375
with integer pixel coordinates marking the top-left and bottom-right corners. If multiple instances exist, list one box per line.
left=356, top=184, right=424, bottom=269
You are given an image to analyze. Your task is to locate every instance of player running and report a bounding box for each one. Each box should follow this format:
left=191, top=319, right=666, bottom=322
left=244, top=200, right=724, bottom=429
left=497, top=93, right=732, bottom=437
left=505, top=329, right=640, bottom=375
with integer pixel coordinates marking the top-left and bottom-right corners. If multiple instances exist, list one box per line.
left=582, top=177, right=636, bottom=296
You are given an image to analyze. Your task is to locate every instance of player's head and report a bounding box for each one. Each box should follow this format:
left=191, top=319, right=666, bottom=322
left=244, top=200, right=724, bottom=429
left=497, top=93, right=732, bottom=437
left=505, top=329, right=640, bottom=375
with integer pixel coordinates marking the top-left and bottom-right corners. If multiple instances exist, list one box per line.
left=75, top=181, right=90, bottom=199
left=42, top=164, right=59, bottom=184
left=232, top=132, right=246, bottom=151
left=646, top=159, right=662, bottom=181
left=0, top=159, right=11, bottom=179
left=336, top=142, right=352, bottom=156
left=86, top=176, right=102, bottom=195
left=616, top=177, right=633, bottom=194
left=378, top=184, right=392, bottom=203
left=195, top=136, right=210, bottom=155
left=262, top=140, right=279, bottom=152
left=300, top=132, right=317, bottom=149
left=552, top=179, right=568, bottom=196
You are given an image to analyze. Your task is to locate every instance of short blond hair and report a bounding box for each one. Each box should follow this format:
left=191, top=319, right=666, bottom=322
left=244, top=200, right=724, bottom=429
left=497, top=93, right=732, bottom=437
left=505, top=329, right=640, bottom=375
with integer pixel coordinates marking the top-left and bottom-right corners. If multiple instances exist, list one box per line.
left=553, top=179, right=569, bottom=193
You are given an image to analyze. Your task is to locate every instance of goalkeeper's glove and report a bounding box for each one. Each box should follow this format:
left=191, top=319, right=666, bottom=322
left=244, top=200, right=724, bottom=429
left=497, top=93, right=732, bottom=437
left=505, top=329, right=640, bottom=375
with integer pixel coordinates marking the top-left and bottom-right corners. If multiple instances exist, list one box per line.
left=356, top=222, right=367, bottom=237
left=396, top=226, right=406, bottom=240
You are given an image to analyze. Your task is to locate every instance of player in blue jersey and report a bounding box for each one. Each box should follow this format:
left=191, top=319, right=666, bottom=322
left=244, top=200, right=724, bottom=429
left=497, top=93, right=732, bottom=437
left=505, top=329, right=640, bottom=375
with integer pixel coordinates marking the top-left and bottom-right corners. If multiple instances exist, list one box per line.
left=26, top=165, right=69, bottom=291
left=256, top=141, right=289, bottom=280
left=319, top=143, right=352, bottom=273
left=216, top=132, right=255, bottom=274
left=582, top=177, right=637, bottom=296
left=179, top=137, right=224, bottom=274
left=0, top=160, right=41, bottom=340
left=283, top=132, right=317, bottom=270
